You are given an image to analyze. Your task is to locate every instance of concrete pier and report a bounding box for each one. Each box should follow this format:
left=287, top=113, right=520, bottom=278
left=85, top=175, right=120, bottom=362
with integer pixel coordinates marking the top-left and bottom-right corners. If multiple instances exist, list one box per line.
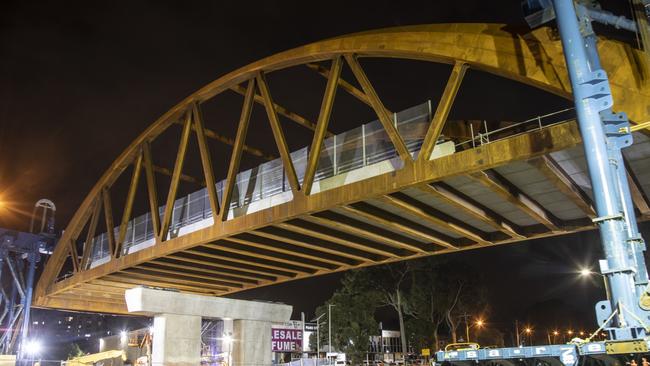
left=125, top=287, right=292, bottom=366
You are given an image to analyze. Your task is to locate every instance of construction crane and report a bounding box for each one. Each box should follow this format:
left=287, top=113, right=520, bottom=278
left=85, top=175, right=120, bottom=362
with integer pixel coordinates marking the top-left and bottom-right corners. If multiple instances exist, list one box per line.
left=0, top=200, right=56, bottom=362
left=437, top=1, right=650, bottom=365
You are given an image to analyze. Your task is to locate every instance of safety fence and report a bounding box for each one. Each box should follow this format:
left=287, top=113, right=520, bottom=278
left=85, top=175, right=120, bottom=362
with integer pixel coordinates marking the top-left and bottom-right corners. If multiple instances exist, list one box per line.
left=85, top=102, right=576, bottom=268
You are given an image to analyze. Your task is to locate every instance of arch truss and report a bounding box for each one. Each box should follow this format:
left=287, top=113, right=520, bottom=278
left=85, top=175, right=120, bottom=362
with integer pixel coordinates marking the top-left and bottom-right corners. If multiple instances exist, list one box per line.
left=34, top=23, right=650, bottom=314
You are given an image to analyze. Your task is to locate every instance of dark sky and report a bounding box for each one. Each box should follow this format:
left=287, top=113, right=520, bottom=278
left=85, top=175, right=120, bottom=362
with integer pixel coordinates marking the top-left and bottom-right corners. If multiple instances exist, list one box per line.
left=2, top=0, right=645, bottom=344
left=0, top=0, right=533, bottom=229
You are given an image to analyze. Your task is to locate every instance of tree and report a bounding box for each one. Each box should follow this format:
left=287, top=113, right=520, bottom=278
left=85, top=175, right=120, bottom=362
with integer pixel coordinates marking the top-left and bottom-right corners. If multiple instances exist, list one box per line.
left=406, top=259, right=488, bottom=348
left=436, top=261, right=488, bottom=343
left=406, top=258, right=447, bottom=350
left=366, top=262, right=414, bottom=360
left=313, top=270, right=381, bottom=365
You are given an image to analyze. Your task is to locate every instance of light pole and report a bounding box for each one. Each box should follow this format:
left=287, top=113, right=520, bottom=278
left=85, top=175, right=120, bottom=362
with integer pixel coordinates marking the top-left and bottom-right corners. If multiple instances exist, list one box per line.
left=517, top=327, right=532, bottom=346
left=328, top=304, right=336, bottom=364
left=465, top=319, right=484, bottom=343
left=313, top=313, right=326, bottom=360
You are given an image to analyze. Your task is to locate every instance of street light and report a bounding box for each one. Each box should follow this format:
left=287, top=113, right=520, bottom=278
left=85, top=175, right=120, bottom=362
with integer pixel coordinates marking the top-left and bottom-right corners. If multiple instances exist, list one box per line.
left=23, top=339, right=41, bottom=356
left=578, top=266, right=612, bottom=301
left=23, top=339, right=41, bottom=366
left=328, top=304, right=336, bottom=365
left=517, top=327, right=532, bottom=346
left=547, top=330, right=560, bottom=344
left=312, top=313, right=327, bottom=359
left=465, top=318, right=485, bottom=342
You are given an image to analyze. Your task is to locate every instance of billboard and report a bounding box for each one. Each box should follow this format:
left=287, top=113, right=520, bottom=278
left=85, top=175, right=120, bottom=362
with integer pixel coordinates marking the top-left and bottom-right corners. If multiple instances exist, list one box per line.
left=304, top=322, right=318, bottom=332
left=271, top=328, right=303, bottom=352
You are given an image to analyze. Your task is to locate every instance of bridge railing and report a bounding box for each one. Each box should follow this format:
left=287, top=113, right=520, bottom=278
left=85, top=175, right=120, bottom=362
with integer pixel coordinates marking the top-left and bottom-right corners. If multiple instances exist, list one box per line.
left=85, top=102, right=576, bottom=269
left=88, top=102, right=433, bottom=265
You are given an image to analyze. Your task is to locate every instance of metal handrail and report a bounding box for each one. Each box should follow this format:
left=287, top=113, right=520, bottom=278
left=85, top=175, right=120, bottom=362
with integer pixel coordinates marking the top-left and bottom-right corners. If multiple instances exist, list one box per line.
left=455, top=107, right=575, bottom=148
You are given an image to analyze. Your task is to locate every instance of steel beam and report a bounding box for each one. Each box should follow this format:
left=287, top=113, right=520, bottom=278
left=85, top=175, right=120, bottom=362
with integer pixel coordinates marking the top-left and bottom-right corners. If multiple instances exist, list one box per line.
left=38, top=121, right=584, bottom=302
left=339, top=204, right=459, bottom=250
left=256, top=72, right=301, bottom=193
left=230, top=84, right=322, bottom=133
left=250, top=228, right=374, bottom=263
left=305, top=62, right=372, bottom=107
left=220, top=79, right=255, bottom=221
left=142, top=142, right=161, bottom=236
left=116, top=152, right=143, bottom=257
left=303, top=57, right=342, bottom=195
left=377, top=193, right=491, bottom=245
left=192, top=103, right=220, bottom=218
left=345, top=54, right=412, bottom=162
left=160, top=113, right=193, bottom=241
left=36, top=21, right=650, bottom=304
left=80, top=198, right=102, bottom=270
left=417, top=183, right=525, bottom=239
left=529, top=155, right=596, bottom=218
left=419, top=61, right=468, bottom=161
left=469, top=170, right=564, bottom=232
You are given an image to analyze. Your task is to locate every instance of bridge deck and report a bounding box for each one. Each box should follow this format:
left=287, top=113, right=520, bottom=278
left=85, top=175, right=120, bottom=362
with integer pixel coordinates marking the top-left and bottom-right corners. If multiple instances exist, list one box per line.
left=32, top=23, right=650, bottom=314
left=36, top=120, right=650, bottom=314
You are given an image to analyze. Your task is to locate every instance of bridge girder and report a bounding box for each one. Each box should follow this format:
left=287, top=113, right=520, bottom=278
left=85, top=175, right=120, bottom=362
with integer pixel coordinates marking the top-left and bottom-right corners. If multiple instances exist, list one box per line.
left=34, top=23, right=650, bottom=314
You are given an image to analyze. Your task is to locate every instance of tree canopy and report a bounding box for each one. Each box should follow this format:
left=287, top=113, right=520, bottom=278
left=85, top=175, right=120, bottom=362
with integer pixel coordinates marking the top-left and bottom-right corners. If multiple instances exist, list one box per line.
left=313, top=257, right=488, bottom=362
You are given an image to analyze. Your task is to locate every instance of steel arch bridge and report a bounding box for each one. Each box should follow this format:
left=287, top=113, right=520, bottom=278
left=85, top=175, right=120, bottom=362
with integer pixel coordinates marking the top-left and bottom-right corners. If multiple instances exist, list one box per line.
left=33, top=23, right=650, bottom=315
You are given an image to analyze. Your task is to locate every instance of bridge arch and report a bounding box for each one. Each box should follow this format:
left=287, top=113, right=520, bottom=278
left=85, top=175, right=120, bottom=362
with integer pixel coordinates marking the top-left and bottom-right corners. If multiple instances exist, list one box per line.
left=35, top=23, right=650, bottom=313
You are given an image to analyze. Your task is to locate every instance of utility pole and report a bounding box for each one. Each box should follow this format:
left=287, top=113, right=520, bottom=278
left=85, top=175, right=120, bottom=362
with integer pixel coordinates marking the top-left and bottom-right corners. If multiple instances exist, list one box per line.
left=458, top=313, right=470, bottom=342
left=313, top=312, right=326, bottom=360
left=514, top=320, right=519, bottom=347
left=301, top=312, right=306, bottom=359
left=328, top=304, right=335, bottom=364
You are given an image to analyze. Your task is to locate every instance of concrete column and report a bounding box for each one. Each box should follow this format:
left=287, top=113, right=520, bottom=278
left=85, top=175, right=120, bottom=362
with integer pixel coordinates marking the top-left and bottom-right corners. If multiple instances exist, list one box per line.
left=232, top=319, right=272, bottom=366
left=125, top=287, right=292, bottom=366
left=151, top=313, right=202, bottom=366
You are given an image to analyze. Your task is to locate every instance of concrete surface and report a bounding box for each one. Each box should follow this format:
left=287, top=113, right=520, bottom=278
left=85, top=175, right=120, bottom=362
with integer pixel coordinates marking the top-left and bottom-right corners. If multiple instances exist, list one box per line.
left=125, top=287, right=292, bottom=322
left=124, top=287, right=293, bottom=366
left=151, top=313, right=201, bottom=366
left=232, top=320, right=273, bottom=366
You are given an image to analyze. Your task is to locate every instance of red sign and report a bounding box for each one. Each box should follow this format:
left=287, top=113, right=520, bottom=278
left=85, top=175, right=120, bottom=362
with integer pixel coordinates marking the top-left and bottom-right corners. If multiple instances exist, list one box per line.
left=271, top=328, right=303, bottom=352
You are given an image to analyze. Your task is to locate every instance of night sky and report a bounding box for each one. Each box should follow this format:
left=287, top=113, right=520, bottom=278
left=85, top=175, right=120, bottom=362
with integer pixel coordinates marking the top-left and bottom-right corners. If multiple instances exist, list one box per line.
left=1, top=0, right=647, bottom=344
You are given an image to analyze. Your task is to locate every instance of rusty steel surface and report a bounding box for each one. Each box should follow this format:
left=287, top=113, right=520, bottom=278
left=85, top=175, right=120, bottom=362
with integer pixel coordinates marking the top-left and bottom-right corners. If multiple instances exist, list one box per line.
left=33, top=23, right=650, bottom=314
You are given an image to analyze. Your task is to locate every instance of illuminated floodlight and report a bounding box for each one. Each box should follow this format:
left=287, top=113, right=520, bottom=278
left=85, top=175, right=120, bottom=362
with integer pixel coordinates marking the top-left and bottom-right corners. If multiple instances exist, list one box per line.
left=579, top=268, right=592, bottom=277
left=24, top=339, right=41, bottom=356
left=222, top=334, right=233, bottom=345
left=475, top=319, right=484, bottom=327
left=524, top=327, right=532, bottom=334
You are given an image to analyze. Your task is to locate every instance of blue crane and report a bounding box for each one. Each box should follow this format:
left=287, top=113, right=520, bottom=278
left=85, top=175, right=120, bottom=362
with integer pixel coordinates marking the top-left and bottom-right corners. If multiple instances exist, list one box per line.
left=438, top=1, right=650, bottom=364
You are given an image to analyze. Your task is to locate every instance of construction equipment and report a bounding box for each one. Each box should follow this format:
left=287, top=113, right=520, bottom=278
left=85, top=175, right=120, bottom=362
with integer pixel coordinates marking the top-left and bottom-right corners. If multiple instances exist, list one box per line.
left=438, top=1, right=650, bottom=364
left=0, top=200, right=56, bottom=362
left=63, top=350, right=127, bottom=366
